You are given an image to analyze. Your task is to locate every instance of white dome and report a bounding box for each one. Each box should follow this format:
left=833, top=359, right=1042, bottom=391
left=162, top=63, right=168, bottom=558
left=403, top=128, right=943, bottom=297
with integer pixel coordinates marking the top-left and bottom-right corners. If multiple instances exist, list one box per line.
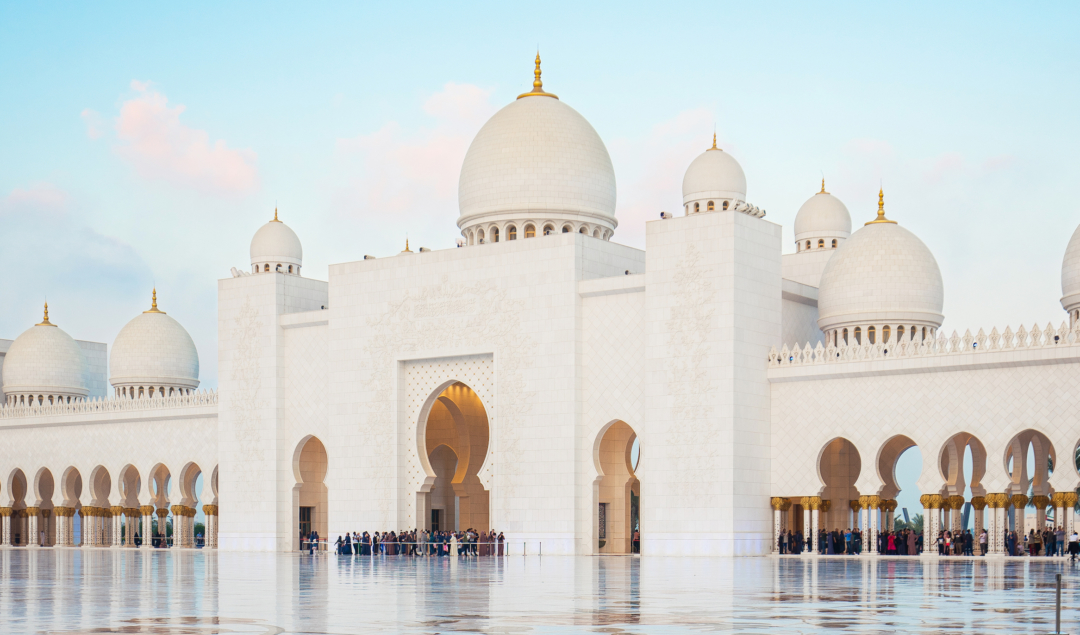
left=794, top=185, right=852, bottom=243
left=250, top=210, right=302, bottom=271
left=682, top=140, right=747, bottom=206
left=817, top=200, right=944, bottom=333
left=457, top=58, right=616, bottom=238
left=1060, top=223, right=1080, bottom=313
left=2, top=306, right=88, bottom=399
left=110, top=292, right=199, bottom=391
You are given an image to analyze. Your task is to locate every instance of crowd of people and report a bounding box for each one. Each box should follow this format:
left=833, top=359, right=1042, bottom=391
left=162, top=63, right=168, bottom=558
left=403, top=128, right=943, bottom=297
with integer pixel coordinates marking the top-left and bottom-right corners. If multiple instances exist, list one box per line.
left=303, top=529, right=507, bottom=556
left=778, top=525, right=1080, bottom=558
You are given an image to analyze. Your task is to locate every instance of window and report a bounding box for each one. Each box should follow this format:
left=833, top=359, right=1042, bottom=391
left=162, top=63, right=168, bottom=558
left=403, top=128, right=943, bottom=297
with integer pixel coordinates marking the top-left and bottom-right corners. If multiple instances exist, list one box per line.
left=562, top=225, right=572, bottom=233
left=818, top=239, right=824, bottom=248
left=685, top=205, right=689, bottom=214
left=477, top=229, right=485, bottom=243
left=580, top=226, right=588, bottom=234
left=897, top=326, right=905, bottom=341
left=707, top=201, right=715, bottom=211
left=723, top=201, right=729, bottom=210
left=832, top=239, right=837, bottom=248
left=694, top=202, right=700, bottom=213
left=854, top=327, right=862, bottom=344
left=288, top=265, right=293, bottom=273
left=276, top=264, right=282, bottom=272
left=508, top=225, right=517, bottom=240
left=525, top=224, right=535, bottom=238
left=868, top=326, right=876, bottom=344
left=922, top=327, right=927, bottom=340
left=883, top=325, right=891, bottom=343
left=842, top=328, right=848, bottom=344
left=543, top=224, right=554, bottom=236
left=264, top=264, right=270, bottom=272
left=594, top=228, right=601, bottom=238
left=806, top=241, right=811, bottom=250
left=492, top=227, right=500, bottom=242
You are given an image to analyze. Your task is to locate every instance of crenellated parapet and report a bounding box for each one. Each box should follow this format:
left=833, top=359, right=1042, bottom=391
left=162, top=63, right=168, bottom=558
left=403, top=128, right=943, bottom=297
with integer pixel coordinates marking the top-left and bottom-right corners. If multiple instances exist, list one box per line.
left=0, top=389, right=217, bottom=420
left=770, top=321, right=1080, bottom=368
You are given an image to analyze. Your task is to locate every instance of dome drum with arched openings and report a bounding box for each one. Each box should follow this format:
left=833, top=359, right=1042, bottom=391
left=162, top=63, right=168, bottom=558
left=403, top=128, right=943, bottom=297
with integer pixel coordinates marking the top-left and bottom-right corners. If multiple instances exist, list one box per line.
left=457, top=55, right=617, bottom=244
left=250, top=208, right=303, bottom=275
left=110, top=289, right=200, bottom=399
left=2, top=304, right=89, bottom=406
left=817, top=191, right=944, bottom=346
left=1060, top=223, right=1080, bottom=325
left=794, top=180, right=852, bottom=252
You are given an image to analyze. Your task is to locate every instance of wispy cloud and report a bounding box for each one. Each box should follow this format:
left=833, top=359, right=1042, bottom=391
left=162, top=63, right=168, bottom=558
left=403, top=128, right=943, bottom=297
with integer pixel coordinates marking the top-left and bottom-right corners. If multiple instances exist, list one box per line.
left=113, top=80, right=259, bottom=195
left=80, top=108, right=104, bottom=139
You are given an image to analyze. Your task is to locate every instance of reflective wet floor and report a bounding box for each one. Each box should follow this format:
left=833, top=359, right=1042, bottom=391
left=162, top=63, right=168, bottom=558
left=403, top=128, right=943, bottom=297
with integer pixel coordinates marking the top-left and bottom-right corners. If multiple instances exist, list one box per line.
left=3, top=549, right=1079, bottom=634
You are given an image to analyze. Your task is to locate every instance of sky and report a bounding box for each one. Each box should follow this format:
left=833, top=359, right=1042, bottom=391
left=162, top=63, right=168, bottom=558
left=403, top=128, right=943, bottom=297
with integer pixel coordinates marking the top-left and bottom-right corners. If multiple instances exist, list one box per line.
left=2, top=3, right=1078, bottom=515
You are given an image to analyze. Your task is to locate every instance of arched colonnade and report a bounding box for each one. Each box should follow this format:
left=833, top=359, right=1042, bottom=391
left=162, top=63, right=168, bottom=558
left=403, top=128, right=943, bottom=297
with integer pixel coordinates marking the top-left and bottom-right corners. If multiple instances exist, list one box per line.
left=772, top=428, right=1080, bottom=556
left=0, top=462, right=219, bottom=549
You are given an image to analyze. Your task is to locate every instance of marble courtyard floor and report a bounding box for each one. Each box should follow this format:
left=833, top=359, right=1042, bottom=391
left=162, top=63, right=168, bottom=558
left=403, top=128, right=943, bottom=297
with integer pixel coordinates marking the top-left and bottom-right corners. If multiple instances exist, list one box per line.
left=2, top=549, right=1078, bottom=634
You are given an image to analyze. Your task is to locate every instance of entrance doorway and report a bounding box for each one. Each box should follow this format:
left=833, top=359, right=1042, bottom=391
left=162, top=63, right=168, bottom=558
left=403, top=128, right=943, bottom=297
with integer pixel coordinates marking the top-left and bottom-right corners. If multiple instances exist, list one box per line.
left=418, top=382, right=490, bottom=532
left=292, top=436, right=328, bottom=551
left=595, top=421, right=639, bottom=554
left=299, top=506, right=313, bottom=540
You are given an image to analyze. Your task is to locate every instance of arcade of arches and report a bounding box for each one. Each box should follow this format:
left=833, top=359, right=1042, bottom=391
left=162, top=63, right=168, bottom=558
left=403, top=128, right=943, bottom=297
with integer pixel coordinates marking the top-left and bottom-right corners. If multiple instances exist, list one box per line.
left=772, top=429, right=1080, bottom=556
left=0, top=463, right=218, bottom=549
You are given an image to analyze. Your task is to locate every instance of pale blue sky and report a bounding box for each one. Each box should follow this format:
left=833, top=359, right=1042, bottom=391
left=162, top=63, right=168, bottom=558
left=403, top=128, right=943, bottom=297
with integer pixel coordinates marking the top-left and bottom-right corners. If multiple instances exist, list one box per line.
left=2, top=3, right=1077, bottom=514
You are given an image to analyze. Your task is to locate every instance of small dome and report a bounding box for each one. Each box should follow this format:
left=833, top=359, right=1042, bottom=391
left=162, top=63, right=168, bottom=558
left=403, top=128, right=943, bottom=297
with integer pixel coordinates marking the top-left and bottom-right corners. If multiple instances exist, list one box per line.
left=457, top=55, right=617, bottom=239
left=2, top=304, right=88, bottom=401
left=1061, top=223, right=1080, bottom=314
left=250, top=208, right=302, bottom=273
left=817, top=193, right=944, bottom=333
left=682, top=137, right=747, bottom=206
left=794, top=182, right=852, bottom=243
left=110, top=290, right=199, bottom=392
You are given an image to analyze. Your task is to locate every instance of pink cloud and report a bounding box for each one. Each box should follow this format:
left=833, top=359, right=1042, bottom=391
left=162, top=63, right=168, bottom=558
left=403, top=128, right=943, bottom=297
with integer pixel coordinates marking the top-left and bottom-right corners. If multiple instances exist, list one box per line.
left=334, top=82, right=497, bottom=223
left=113, top=82, right=258, bottom=194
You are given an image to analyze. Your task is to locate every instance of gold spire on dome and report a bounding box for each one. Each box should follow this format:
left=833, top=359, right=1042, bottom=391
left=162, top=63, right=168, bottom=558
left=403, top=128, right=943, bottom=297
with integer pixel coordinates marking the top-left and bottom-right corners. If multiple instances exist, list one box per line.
left=37, top=302, right=56, bottom=327
left=403, top=238, right=412, bottom=253
left=144, top=288, right=165, bottom=314
left=272, top=207, right=281, bottom=223
left=820, top=178, right=828, bottom=194
left=517, top=52, right=559, bottom=100
left=708, top=132, right=721, bottom=151
left=865, top=188, right=897, bottom=225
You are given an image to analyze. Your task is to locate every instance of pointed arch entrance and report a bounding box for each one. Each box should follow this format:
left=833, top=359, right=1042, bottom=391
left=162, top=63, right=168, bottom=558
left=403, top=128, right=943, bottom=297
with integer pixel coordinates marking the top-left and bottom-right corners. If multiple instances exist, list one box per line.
left=594, top=420, right=639, bottom=554
left=293, top=435, right=328, bottom=551
left=417, top=382, right=489, bottom=533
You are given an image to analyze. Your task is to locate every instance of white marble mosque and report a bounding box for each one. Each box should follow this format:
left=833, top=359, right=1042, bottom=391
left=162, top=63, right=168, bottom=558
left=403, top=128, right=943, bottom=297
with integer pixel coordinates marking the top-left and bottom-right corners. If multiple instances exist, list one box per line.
left=2, top=55, right=1079, bottom=557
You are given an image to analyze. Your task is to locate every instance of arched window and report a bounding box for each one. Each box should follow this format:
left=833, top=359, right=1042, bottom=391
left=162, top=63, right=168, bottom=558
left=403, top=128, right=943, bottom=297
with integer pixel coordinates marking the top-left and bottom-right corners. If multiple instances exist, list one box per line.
left=562, top=225, right=572, bottom=233
left=276, top=264, right=282, bottom=272
left=508, top=225, right=517, bottom=240
left=707, top=201, right=715, bottom=211
left=694, top=202, right=700, bottom=213
left=882, top=325, right=890, bottom=343
left=842, top=328, right=848, bottom=344
left=722, top=201, right=729, bottom=210
left=288, top=265, right=293, bottom=273
left=818, top=239, right=824, bottom=248
left=579, top=226, right=588, bottom=234
left=477, top=229, right=485, bottom=243
left=897, top=326, right=905, bottom=341
left=543, top=224, right=554, bottom=235
left=922, top=327, right=927, bottom=340
left=685, top=204, right=689, bottom=214
left=831, top=239, right=837, bottom=248
left=854, top=327, right=862, bottom=344
left=806, top=241, right=811, bottom=250
left=524, top=224, right=535, bottom=238
left=492, top=227, right=500, bottom=242
left=868, top=326, right=876, bottom=344
left=264, top=264, right=270, bottom=272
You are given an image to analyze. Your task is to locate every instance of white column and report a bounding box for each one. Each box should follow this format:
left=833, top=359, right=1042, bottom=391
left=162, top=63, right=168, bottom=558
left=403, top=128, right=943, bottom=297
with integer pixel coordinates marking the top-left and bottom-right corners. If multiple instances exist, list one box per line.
left=1, top=511, right=10, bottom=546
left=811, top=509, right=820, bottom=554
left=140, top=508, right=153, bottom=548
left=859, top=503, right=870, bottom=556
left=27, top=509, right=40, bottom=547
left=772, top=506, right=781, bottom=554
left=802, top=506, right=812, bottom=556
left=869, top=503, right=879, bottom=555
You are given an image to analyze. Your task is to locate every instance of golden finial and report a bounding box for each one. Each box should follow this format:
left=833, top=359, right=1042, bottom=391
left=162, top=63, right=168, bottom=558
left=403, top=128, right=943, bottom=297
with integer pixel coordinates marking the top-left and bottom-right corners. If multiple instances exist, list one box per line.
left=709, top=132, right=719, bottom=151
left=144, top=287, right=165, bottom=314
left=37, top=302, right=55, bottom=327
left=820, top=178, right=827, bottom=194
left=865, top=187, right=897, bottom=225
left=517, top=52, right=559, bottom=100
left=272, top=206, right=281, bottom=222
left=404, top=238, right=412, bottom=253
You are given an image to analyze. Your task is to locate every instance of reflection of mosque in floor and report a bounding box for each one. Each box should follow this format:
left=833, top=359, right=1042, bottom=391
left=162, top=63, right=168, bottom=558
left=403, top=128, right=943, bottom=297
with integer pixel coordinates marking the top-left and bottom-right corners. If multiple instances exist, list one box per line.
left=1, top=55, right=1078, bottom=555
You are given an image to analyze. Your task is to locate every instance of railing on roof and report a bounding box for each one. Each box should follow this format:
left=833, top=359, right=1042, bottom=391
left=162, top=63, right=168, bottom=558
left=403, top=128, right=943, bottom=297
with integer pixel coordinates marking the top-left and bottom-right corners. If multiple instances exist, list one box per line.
left=769, top=322, right=1080, bottom=368
left=0, top=389, right=218, bottom=420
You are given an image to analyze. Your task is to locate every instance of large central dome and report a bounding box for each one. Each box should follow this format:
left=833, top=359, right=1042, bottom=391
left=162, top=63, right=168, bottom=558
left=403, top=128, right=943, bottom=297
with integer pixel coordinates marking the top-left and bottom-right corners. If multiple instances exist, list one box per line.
left=457, top=55, right=617, bottom=244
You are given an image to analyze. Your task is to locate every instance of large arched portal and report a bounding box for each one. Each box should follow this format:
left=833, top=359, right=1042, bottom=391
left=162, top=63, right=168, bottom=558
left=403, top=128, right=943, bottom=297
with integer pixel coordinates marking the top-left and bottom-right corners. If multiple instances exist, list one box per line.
left=419, top=382, right=489, bottom=533
left=293, top=435, right=328, bottom=551
left=594, top=420, right=639, bottom=554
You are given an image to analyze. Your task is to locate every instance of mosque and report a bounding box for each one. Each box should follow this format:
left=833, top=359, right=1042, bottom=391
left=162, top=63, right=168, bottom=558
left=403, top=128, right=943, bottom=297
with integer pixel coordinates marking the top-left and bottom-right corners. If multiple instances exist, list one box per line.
left=1, top=56, right=1079, bottom=556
